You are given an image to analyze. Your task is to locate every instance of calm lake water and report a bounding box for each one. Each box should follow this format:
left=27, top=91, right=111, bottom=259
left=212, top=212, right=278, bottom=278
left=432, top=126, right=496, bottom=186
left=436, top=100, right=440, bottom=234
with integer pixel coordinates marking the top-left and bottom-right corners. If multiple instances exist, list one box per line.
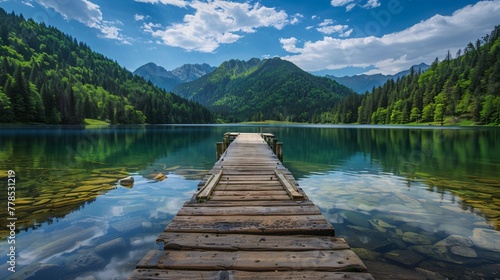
left=0, top=124, right=499, bottom=279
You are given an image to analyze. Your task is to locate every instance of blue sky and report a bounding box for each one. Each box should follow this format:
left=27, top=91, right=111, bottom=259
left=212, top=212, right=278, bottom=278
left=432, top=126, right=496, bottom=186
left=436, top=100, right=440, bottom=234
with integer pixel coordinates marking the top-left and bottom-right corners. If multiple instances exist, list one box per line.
left=1, top=0, right=499, bottom=76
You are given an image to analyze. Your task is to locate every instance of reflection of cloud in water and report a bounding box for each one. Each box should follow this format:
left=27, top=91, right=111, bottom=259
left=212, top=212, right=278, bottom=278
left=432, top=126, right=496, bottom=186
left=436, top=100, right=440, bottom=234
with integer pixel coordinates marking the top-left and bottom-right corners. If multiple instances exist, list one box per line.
left=130, top=234, right=158, bottom=247
left=18, top=225, right=107, bottom=265
left=89, top=249, right=151, bottom=280
left=110, top=205, right=124, bottom=216
left=149, top=197, right=185, bottom=218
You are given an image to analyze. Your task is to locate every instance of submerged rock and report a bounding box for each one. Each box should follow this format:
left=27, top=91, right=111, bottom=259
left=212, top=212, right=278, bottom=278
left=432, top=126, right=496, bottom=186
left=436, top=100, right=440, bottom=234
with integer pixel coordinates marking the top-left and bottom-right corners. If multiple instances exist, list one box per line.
left=369, top=218, right=397, bottom=229
left=94, top=237, right=126, bottom=256
left=435, top=235, right=473, bottom=247
left=385, top=249, right=424, bottom=267
left=352, top=247, right=381, bottom=261
left=63, top=249, right=105, bottom=273
left=411, top=245, right=463, bottom=264
left=450, top=245, right=477, bottom=258
left=343, top=211, right=371, bottom=228
left=119, top=176, right=134, bottom=187
left=402, top=232, right=432, bottom=245
left=434, top=234, right=477, bottom=258
left=415, top=267, right=447, bottom=280
left=471, top=228, right=500, bottom=252
left=154, top=172, right=166, bottom=181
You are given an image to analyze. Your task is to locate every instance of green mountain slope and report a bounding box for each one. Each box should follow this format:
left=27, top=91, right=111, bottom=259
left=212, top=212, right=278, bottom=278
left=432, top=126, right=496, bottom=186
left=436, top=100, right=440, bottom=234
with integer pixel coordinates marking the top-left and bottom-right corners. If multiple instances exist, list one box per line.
left=322, top=26, right=500, bottom=125
left=0, top=9, right=213, bottom=124
left=173, top=57, right=355, bottom=122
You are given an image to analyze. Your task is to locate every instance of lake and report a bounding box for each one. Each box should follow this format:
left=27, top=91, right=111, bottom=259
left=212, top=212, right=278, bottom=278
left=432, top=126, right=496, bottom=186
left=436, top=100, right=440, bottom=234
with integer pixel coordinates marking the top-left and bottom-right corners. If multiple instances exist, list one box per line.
left=0, top=124, right=499, bottom=279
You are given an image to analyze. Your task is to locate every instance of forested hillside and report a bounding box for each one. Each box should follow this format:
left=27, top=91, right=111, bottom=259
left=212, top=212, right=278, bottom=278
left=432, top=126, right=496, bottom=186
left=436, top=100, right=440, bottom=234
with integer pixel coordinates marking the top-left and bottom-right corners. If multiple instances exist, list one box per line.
left=325, top=26, right=500, bottom=125
left=0, top=9, right=213, bottom=124
left=173, top=57, right=354, bottom=122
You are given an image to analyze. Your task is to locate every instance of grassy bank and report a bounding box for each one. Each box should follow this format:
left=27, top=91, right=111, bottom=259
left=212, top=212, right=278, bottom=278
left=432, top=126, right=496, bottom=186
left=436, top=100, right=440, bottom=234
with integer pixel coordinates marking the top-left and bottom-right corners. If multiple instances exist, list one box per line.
left=84, top=118, right=109, bottom=125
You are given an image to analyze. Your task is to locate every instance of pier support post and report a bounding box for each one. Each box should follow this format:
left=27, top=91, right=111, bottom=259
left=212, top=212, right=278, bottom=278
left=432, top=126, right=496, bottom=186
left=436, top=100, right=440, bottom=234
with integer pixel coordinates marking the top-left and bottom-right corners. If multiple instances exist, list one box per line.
left=276, top=142, right=283, bottom=162
left=216, top=142, right=224, bottom=160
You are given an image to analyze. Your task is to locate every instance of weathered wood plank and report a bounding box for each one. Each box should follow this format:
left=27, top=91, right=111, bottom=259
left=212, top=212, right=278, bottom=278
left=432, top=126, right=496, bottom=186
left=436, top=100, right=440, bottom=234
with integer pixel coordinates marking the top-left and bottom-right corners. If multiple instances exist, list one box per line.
left=158, top=233, right=349, bottom=251
left=211, top=180, right=283, bottom=185
left=275, top=169, right=304, bottom=200
left=165, top=215, right=335, bottom=235
left=216, top=175, right=280, bottom=181
left=211, top=190, right=289, bottom=197
left=196, top=170, right=222, bottom=202
left=211, top=185, right=285, bottom=191
left=186, top=200, right=315, bottom=207
left=209, top=195, right=292, bottom=201
left=137, top=250, right=367, bottom=272
left=130, top=269, right=375, bottom=280
left=176, top=205, right=322, bottom=216
left=210, top=169, right=291, bottom=175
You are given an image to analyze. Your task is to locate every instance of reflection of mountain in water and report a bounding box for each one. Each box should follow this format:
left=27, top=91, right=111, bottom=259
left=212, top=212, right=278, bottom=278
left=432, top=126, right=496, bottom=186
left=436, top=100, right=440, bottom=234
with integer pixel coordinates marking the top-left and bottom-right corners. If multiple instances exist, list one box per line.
left=0, top=126, right=212, bottom=238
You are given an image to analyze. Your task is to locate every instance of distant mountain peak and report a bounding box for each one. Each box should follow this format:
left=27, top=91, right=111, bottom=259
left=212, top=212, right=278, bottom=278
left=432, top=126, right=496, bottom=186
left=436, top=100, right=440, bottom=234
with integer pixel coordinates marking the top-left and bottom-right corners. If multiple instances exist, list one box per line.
left=327, top=63, right=430, bottom=93
left=134, top=62, right=216, bottom=91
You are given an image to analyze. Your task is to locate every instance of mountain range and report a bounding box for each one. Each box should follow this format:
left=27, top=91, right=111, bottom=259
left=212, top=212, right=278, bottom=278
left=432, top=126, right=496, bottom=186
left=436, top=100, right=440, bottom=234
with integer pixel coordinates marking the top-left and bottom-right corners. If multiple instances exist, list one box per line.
left=327, top=63, right=430, bottom=93
left=133, top=62, right=216, bottom=91
left=171, top=57, right=355, bottom=122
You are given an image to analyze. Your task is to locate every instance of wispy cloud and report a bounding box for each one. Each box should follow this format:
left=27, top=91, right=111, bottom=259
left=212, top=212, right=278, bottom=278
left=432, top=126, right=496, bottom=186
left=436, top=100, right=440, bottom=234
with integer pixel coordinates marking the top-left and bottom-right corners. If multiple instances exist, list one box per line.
left=141, top=0, right=292, bottom=52
left=363, top=0, right=381, bottom=9
left=135, top=14, right=145, bottom=21
left=331, top=0, right=355, bottom=7
left=331, top=0, right=380, bottom=11
left=134, top=0, right=188, bottom=8
left=281, top=0, right=500, bottom=74
left=35, top=0, right=129, bottom=44
left=317, top=19, right=352, bottom=37
left=22, top=1, right=34, bottom=7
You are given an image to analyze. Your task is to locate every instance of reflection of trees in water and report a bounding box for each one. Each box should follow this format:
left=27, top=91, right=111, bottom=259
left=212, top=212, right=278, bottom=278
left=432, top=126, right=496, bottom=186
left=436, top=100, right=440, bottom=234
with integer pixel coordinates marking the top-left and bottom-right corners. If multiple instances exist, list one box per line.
left=274, top=126, right=500, bottom=229
left=0, top=126, right=212, bottom=238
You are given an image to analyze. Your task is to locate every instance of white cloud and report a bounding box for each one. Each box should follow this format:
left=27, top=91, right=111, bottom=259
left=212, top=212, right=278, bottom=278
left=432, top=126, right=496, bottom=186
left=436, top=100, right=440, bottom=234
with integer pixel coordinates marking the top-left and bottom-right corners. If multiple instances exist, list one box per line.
left=36, top=0, right=103, bottom=28
left=35, top=0, right=128, bottom=43
left=317, top=19, right=352, bottom=37
left=134, top=0, right=188, bottom=8
left=281, top=0, right=500, bottom=75
left=363, top=0, right=380, bottom=9
left=280, top=37, right=301, bottom=53
left=290, top=13, right=304, bottom=25
left=100, top=25, right=131, bottom=45
left=135, top=14, right=145, bottom=21
left=346, top=3, right=356, bottom=11
left=332, top=0, right=380, bottom=11
left=331, top=0, right=354, bottom=7
left=143, top=1, right=290, bottom=52
left=22, top=1, right=34, bottom=7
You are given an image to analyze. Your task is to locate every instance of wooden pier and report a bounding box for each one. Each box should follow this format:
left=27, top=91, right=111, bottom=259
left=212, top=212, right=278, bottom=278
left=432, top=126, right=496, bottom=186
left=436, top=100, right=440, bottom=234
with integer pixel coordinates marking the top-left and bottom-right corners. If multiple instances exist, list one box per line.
left=130, top=133, right=374, bottom=279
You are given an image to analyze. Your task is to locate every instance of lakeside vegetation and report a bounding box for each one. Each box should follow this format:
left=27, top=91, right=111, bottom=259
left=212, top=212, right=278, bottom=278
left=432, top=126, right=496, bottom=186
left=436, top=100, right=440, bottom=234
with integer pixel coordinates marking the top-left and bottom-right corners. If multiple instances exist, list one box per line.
left=324, top=26, right=500, bottom=126
left=0, top=9, right=213, bottom=125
